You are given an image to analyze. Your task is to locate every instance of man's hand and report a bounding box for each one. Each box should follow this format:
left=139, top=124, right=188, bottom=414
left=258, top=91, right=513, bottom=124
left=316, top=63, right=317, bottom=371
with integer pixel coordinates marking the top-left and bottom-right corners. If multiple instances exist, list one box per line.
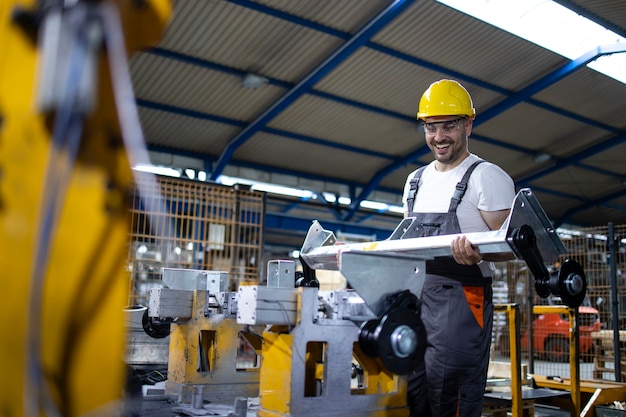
left=451, top=235, right=483, bottom=265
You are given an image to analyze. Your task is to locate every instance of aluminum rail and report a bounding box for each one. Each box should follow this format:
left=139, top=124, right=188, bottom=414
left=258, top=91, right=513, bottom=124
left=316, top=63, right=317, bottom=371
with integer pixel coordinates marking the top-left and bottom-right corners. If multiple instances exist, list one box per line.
left=300, top=188, right=566, bottom=316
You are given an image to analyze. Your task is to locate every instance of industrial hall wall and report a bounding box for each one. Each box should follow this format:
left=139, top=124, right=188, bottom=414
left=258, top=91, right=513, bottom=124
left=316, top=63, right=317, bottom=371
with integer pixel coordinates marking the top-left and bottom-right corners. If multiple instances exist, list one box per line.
left=126, top=174, right=265, bottom=307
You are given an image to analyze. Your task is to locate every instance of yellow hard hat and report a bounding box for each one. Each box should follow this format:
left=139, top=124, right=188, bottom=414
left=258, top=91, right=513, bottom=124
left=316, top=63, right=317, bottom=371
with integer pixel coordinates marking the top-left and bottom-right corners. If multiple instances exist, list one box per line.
left=417, top=79, right=476, bottom=120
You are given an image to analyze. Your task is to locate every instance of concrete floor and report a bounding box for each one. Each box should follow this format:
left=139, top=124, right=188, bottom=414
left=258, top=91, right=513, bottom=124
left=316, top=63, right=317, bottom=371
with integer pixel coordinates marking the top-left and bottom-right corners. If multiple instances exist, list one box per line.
left=129, top=384, right=258, bottom=417
left=127, top=383, right=573, bottom=417
left=132, top=398, right=571, bottom=417
left=125, top=361, right=579, bottom=416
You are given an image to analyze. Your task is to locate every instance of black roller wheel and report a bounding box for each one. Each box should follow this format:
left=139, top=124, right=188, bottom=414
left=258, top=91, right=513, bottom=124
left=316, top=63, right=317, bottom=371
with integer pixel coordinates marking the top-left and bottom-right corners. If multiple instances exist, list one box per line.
left=550, top=259, right=586, bottom=309
left=142, top=308, right=170, bottom=339
left=545, top=337, right=569, bottom=363
left=359, top=307, right=424, bottom=375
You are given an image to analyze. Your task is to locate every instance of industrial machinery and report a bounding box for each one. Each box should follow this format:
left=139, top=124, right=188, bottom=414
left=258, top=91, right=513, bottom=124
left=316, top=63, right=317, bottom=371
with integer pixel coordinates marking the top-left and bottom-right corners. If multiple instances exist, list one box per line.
left=237, top=260, right=409, bottom=417
left=140, top=188, right=585, bottom=416
left=144, top=262, right=409, bottom=416
left=297, top=188, right=587, bottom=379
left=144, top=268, right=262, bottom=404
left=0, top=1, right=171, bottom=416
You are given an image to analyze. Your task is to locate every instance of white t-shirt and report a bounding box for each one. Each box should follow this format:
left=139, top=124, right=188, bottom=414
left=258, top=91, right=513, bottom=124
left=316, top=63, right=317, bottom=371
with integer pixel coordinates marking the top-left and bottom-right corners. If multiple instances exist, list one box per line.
left=402, top=154, right=515, bottom=232
left=402, top=154, right=515, bottom=276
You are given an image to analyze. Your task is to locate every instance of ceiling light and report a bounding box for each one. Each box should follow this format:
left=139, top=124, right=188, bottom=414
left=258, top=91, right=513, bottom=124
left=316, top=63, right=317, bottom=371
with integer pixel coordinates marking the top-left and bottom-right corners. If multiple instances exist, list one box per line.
left=132, top=164, right=181, bottom=177
left=243, top=73, right=269, bottom=89
left=437, top=0, right=626, bottom=84
left=533, top=152, right=552, bottom=164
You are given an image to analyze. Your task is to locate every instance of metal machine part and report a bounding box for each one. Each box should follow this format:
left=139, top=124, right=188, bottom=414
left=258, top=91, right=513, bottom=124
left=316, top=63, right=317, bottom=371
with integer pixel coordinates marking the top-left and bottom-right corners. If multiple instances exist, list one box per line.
left=162, top=267, right=229, bottom=293
left=236, top=267, right=408, bottom=415
left=237, top=285, right=298, bottom=325
left=358, top=290, right=424, bottom=375
left=250, top=287, right=409, bottom=417
left=507, top=225, right=587, bottom=308
left=298, top=188, right=587, bottom=377
left=145, top=268, right=261, bottom=404
left=300, top=188, right=586, bottom=312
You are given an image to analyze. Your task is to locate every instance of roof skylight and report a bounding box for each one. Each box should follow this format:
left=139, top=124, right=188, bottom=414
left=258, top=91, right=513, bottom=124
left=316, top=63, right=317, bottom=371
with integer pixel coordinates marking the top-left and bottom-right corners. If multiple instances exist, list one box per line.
left=437, top=0, right=626, bottom=84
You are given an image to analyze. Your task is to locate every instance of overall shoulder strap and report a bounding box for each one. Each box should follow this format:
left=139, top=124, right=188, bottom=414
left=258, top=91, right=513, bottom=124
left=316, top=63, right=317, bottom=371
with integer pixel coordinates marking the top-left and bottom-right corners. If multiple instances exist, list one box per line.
left=406, top=166, right=427, bottom=214
left=448, top=160, right=484, bottom=212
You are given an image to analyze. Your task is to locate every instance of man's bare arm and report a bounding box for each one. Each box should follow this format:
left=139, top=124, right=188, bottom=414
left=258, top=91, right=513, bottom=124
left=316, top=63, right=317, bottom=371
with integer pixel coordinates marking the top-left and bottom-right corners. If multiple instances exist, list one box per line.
left=480, top=208, right=515, bottom=261
left=451, top=209, right=516, bottom=264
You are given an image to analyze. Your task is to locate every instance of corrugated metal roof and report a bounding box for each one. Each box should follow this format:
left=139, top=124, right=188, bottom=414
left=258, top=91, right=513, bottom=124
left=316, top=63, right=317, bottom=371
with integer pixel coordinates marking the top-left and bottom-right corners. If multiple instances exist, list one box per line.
left=128, top=0, right=626, bottom=245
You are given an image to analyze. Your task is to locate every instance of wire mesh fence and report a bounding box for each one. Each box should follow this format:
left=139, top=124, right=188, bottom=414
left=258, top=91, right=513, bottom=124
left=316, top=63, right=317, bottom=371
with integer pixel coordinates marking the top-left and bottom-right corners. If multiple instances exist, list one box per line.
left=126, top=174, right=265, bottom=307
left=492, top=223, right=626, bottom=382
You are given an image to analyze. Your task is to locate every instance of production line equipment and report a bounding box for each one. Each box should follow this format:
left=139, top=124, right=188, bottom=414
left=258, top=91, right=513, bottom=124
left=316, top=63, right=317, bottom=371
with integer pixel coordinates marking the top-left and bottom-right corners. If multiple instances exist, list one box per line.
left=237, top=261, right=409, bottom=417
left=234, top=188, right=587, bottom=417
left=143, top=188, right=586, bottom=416
left=296, top=189, right=586, bottom=378
left=144, top=262, right=406, bottom=416
left=143, top=268, right=263, bottom=404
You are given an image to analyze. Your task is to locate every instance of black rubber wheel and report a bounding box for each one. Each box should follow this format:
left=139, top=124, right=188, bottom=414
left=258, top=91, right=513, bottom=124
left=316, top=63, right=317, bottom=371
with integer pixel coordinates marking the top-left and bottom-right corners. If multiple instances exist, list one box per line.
left=551, top=259, right=587, bottom=309
left=359, top=308, right=424, bottom=375
left=142, top=308, right=170, bottom=339
left=545, top=337, right=569, bottom=363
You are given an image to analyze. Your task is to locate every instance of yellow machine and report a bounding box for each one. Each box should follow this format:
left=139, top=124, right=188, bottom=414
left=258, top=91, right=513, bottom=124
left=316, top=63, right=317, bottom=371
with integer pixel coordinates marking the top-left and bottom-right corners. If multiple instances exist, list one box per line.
left=143, top=262, right=409, bottom=416
left=145, top=268, right=262, bottom=404
left=0, top=1, right=170, bottom=415
left=237, top=260, right=410, bottom=417
left=136, top=189, right=589, bottom=416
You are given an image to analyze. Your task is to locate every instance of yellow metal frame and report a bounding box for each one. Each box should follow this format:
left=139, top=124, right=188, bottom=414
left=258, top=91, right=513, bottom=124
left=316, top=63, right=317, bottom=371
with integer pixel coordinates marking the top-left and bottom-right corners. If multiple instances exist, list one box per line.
left=165, top=291, right=260, bottom=403
left=531, top=305, right=581, bottom=414
left=523, top=305, right=626, bottom=416
left=493, top=304, right=524, bottom=417
left=0, top=1, right=170, bottom=415
left=257, top=288, right=409, bottom=417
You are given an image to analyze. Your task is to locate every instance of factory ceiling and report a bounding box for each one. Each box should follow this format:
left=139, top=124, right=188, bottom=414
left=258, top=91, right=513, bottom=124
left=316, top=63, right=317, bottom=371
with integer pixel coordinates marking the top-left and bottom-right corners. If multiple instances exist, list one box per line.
left=129, top=0, right=626, bottom=249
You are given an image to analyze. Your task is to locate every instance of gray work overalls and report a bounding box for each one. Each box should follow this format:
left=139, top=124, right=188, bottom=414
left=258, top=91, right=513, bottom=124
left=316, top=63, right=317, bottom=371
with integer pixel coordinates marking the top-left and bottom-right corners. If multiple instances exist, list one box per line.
left=404, top=160, right=493, bottom=417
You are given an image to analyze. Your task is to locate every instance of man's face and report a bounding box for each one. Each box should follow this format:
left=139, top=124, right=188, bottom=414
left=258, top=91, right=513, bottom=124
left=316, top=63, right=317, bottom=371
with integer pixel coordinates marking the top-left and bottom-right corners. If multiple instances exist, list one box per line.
left=422, top=116, right=472, bottom=166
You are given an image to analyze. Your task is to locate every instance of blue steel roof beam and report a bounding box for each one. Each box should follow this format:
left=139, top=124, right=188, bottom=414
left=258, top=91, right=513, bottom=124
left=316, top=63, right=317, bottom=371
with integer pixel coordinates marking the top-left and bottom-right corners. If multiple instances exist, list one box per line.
left=208, top=0, right=415, bottom=181
left=526, top=96, right=623, bottom=133
left=148, top=45, right=618, bottom=136
left=226, top=0, right=349, bottom=39
left=516, top=132, right=626, bottom=185
left=143, top=3, right=626, bottom=226
left=138, top=98, right=397, bottom=160
left=148, top=47, right=276, bottom=84
left=224, top=2, right=625, bottom=157
left=137, top=98, right=247, bottom=127
left=229, top=0, right=509, bottom=95
left=224, top=1, right=626, bottom=220
left=148, top=47, right=411, bottom=121
left=138, top=94, right=619, bottom=213
left=474, top=129, right=626, bottom=183
left=556, top=188, right=626, bottom=227
left=146, top=48, right=625, bottom=187
left=477, top=43, right=626, bottom=124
